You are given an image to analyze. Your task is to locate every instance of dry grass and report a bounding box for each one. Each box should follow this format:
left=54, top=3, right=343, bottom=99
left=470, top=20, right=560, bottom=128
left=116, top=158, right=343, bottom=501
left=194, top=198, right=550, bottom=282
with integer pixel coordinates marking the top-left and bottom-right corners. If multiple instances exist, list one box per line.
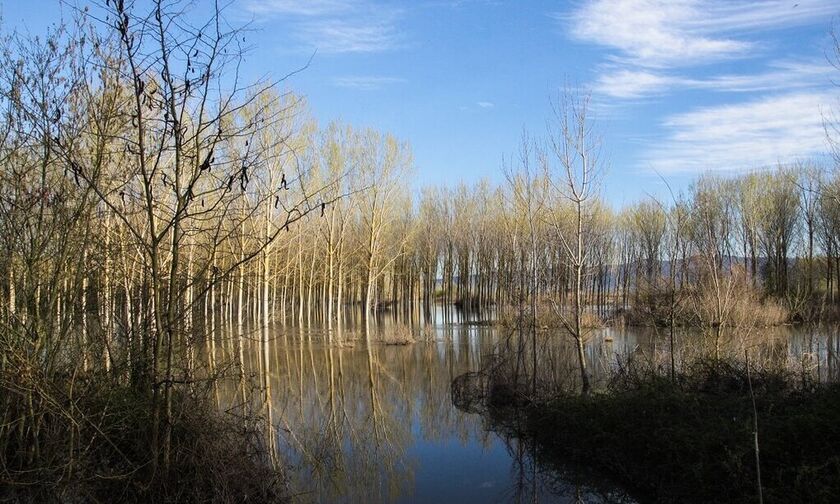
left=0, top=334, right=287, bottom=503
left=496, top=302, right=606, bottom=331
left=378, top=324, right=417, bottom=345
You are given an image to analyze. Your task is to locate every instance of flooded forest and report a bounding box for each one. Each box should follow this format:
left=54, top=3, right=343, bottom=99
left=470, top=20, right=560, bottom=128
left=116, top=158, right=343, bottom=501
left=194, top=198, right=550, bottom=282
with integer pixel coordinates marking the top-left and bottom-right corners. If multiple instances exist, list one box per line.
left=2, top=1, right=840, bottom=503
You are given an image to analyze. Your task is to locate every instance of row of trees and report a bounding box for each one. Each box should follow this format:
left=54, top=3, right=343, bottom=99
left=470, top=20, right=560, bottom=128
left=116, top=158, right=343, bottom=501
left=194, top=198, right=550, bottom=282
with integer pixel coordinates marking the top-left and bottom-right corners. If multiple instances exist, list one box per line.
left=5, top=41, right=840, bottom=362
left=193, top=150, right=839, bottom=332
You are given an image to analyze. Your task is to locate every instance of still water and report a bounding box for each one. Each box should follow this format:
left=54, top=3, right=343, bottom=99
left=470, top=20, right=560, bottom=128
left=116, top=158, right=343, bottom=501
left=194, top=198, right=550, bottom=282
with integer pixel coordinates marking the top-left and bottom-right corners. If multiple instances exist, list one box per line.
left=209, top=308, right=840, bottom=503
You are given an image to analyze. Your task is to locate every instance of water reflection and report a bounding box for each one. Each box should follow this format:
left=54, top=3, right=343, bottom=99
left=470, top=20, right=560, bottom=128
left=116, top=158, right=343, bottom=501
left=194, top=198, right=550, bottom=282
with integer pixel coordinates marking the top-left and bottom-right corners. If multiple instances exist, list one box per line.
left=204, top=310, right=840, bottom=503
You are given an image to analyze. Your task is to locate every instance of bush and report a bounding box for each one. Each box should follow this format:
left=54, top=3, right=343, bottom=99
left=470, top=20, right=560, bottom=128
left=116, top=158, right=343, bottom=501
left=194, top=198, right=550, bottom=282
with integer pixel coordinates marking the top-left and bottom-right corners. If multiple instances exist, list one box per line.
left=496, top=302, right=606, bottom=331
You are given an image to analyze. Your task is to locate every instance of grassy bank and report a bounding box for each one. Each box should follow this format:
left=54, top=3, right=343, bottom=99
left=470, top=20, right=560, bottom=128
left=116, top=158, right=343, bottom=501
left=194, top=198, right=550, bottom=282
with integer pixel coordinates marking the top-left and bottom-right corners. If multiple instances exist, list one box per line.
left=483, top=360, right=840, bottom=503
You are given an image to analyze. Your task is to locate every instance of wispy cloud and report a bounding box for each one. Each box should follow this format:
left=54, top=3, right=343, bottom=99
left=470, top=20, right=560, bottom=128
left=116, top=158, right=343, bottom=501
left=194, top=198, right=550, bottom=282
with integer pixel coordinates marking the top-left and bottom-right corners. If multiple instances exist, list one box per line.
left=332, top=75, right=406, bottom=90
left=563, top=2, right=839, bottom=173
left=562, top=0, right=838, bottom=106
left=565, top=0, right=743, bottom=68
left=477, top=101, right=495, bottom=108
left=643, top=92, right=832, bottom=173
left=595, top=60, right=836, bottom=98
left=593, top=69, right=677, bottom=99
left=243, top=0, right=404, bottom=53
left=563, top=0, right=836, bottom=68
left=298, top=16, right=403, bottom=53
left=244, top=0, right=353, bottom=17
left=688, top=0, right=839, bottom=33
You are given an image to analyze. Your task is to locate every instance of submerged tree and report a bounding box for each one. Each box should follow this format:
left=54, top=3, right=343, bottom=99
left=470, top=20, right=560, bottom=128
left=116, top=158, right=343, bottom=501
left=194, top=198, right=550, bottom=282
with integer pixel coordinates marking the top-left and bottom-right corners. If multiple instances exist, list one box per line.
left=544, top=89, right=605, bottom=396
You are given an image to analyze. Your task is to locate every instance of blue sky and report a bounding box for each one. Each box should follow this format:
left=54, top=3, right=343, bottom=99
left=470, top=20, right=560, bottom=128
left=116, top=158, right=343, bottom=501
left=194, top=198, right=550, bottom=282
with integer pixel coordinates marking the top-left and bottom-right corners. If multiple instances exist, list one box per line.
left=3, top=0, right=839, bottom=205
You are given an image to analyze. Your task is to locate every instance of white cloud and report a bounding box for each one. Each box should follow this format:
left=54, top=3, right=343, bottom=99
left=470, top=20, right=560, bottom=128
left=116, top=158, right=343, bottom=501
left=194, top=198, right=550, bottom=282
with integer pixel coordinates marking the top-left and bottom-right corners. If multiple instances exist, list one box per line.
left=477, top=101, right=495, bottom=108
left=702, top=61, right=836, bottom=92
left=298, top=16, right=402, bottom=53
left=593, top=69, right=680, bottom=99
left=244, top=0, right=353, bottom=17
left=566, top=0, right=745, bottom=68
left=564, top=0, right=837, bottom=68
left=689, top=0, right=840, bottom=33
left=594, top=61, right=835, bottom=98
left=243, top=0, right=404, bottom=53
left=644, top=92, right=832, bottom=173
left=332, top=75, right=406, bottom=90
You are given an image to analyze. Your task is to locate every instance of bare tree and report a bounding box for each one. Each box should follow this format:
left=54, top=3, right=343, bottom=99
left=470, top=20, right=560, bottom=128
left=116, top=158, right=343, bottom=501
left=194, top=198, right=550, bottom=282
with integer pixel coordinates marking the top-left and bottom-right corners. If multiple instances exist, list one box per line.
left=544, top=89, right=605, bottom=396
left=356, top=129, right=413, bottom=331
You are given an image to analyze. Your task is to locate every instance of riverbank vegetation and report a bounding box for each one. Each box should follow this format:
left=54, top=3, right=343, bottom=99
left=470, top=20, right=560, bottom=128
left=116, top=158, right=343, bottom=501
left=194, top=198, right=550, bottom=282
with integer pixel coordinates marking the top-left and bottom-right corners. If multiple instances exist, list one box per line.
left=462, top=356, right=840, bottom=503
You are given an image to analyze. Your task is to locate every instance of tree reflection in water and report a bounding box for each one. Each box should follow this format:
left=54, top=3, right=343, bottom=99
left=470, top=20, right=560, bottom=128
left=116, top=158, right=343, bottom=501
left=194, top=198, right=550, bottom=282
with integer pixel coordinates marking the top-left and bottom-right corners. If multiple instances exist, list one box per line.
left=202, top=307, right=839, bottom=503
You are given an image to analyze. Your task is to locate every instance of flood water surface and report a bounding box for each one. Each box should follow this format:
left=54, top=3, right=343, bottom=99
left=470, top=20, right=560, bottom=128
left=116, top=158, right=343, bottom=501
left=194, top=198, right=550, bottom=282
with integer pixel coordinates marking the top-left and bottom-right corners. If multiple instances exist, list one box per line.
left=213, top=314, right=840, bottom=503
